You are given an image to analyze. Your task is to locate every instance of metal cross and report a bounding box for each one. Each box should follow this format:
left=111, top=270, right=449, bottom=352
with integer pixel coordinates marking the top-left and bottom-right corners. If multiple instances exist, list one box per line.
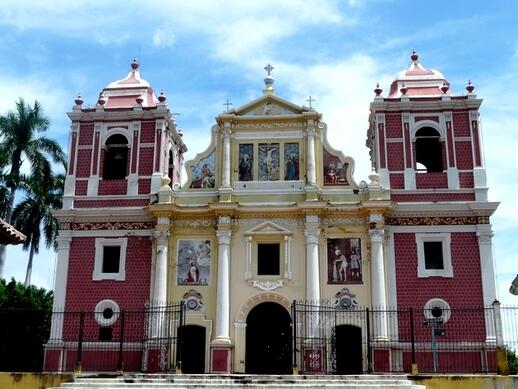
left=306, top=95, right=315, bottom=109
left=264, top=63, right=274, bottom=76
left=223, top=99, right=232, bottom=111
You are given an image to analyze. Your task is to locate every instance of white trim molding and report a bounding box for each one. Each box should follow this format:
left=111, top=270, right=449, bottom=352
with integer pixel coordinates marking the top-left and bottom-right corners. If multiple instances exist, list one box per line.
left=415, top=233, right=453, bottom=278
left=93, top=237, right=128, bottom=281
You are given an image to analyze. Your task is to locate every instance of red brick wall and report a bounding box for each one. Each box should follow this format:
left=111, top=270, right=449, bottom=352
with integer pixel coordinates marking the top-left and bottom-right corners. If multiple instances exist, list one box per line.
left=75, top=149, right=92, bottom=178
left=140, top=120, right=156, bottom=143
left=389, top=173, right=404, bottom=189
left=78, top=123, right=94, bottom=145
left=391, top=193, right=475, bottom=202
left=138, top=178, right=151, bottom=195
left=455, top=142, right=474, bottom=170
left=138, top=147, right=154, bottom=175
left=75, top=199, right=149, bottom=208
left=394, top=232, right=483, bottom=308
left=459, top=172, right=474, bottom=188
left=75, top=180, right=88, bottom=195
left=385, top=114, right=402, bottom=138
left=453, top=112, right=470, bottom=137
left=387, top=142, right=405, bottom=171
left=98, top=179, right=127, bottom=195
left=416, top=172, right=448, bottom=189
left=64, top=236, right=152, bottom=312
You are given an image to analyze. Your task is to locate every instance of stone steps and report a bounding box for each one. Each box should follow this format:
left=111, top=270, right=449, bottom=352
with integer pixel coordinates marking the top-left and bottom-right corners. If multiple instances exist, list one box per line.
left=49, top=374, right=426, bottom=389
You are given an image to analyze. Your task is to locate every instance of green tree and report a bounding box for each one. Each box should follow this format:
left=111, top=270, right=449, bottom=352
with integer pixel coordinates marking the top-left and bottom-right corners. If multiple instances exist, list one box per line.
left=11, top=173, right=64, bottom=286
left=508, top=347, right=518, bottom=375
left=0, top=278, right=53, bottom=371
left=0, top=98, right=65, bottom=277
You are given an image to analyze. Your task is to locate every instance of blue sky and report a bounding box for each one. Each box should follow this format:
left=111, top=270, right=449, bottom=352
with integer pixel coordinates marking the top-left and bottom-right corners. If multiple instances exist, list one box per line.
left=1, top=0, right=517, bottom=304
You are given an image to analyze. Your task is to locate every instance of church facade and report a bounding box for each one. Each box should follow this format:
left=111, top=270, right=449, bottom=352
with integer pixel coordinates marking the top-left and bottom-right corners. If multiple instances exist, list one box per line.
left=44, top=52, right=500, bottom=374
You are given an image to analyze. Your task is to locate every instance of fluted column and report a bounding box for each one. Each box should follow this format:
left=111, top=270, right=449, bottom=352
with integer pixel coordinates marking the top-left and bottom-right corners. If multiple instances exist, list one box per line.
left=369, top=228, right=388, bottom=340
left=477, top=228, right=498, bottom=341
left=49, top=232, right=72, bottom=342
left=306, top=125, right=316, bottom=186
left=305, top=215, right=320, bottom=302
left=222, top=124, right=231, bottom=188
left=214, top=217, right=232, bottom=344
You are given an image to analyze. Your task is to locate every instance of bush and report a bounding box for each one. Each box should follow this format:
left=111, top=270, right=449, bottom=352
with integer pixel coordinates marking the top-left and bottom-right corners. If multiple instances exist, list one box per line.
left=508, top=347, right=518, bottom=375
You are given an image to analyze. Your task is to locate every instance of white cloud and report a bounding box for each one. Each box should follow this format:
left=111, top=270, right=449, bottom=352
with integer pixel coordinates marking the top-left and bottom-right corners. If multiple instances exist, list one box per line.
left=94, top=31, right=129, bottom=46
left=152, top=27, right=176, bottom=48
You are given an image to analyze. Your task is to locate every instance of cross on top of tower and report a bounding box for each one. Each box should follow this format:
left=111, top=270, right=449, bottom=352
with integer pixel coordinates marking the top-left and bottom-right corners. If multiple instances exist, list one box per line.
left=306, top=95, right=315, bottom=109
left=264, top=63, right=274, bottom=76
left=223, top=98, right=233, bottom=111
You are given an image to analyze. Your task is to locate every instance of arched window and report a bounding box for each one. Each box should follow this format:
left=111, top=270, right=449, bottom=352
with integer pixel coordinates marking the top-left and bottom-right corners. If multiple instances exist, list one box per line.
left=103, top=134, right=129, bottom=179
left=415, top=127, right=443, bottom=173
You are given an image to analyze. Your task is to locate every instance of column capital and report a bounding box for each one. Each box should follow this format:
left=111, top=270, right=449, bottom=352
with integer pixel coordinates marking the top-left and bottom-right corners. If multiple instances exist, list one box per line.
left=56, top=233, right=72, bottom=249
left=369, top=228, right=385, bottom=242
left=477, top=230, right=494, bottom=244
left=368, top=213, right=384, bottom=224
left=153, top=230, right=170, bottom=246
left=217, top=229, right=232, bottom=245
left=304, top=228, right=320, bottom=244
left=218, top=215, right=233, bottom=226
left=156, top=216, right=171, bottom=226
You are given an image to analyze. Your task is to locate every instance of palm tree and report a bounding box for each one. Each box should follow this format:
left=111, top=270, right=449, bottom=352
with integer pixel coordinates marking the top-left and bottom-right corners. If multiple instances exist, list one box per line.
left=0, top=98, right=65, bottom=277
left=11, top=173, right=64, bottom=286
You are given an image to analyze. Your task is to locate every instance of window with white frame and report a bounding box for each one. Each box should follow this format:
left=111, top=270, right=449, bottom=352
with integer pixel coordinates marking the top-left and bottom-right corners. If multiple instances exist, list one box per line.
left=415, top=233, right=453, bottom=278
left=93, top=238, right=127, bottom=281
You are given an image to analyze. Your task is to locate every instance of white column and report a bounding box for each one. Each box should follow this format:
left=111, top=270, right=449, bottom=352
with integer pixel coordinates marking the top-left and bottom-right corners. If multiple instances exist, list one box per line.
left=306, top=125, right=316, bottom=186
left=222, top=124, right=231, bottom=188
left=369, top=228, right=389, bottom=340
left=49, top=232, right=72, bottom=342
left=151, top=229, right=169, bottom=338
left=477, top=228, right=498, bottom=341
left=214, top=222, right=231, bottom=344
left=305, top=215, right=320, bottom=302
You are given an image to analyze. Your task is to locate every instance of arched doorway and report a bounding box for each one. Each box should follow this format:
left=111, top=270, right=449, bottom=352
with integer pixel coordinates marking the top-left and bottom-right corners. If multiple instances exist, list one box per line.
left=178, top=325, right=206, bottom=373
left=245, top=302, right=292, bottom=374
left=334, top=324, right=362, bottom=374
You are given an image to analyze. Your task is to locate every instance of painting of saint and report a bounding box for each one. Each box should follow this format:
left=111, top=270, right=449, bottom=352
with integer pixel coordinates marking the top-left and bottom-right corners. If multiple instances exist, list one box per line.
left=177, top=239, right=211, bottom=285
left=239, top=144, right=253, bottom=181
left=284, top=143, right=299, bottom=180
left=323, top=148, right=349, bottom=185
left=327, top=238, right=362, bottom=284
left=190, top=152, right=216, bottom=188
left=259, top=143, right=279, bottom=181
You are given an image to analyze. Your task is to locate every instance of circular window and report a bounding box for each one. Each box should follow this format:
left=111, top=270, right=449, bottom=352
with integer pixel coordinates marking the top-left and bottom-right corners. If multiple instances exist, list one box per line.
left=424, top=298, right=451, bottom=323
left=95, top=300, right=120, bottom=326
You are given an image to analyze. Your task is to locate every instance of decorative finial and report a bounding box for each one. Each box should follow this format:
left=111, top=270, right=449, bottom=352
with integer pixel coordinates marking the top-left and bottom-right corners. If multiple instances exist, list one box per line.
left=374, top=82, right=382, bottom=96
left=466, top=80, right=475, bottom=93
left=131, top=58, right=139, bottom=70
left=440, top=81, right=449, bottom=94
left=97, top=94, right=106, bottom=106
left=411, top=49, right=418, bottom=63
left=264, top=63, right=274, bottom=76
left=400, top=83, right=408, bottom=95
left=74, top=93, right=84, bottom=106
left=158, top=89, right=167, bottom=103
left=263, top=63, right=275, bottom=95
left=368, top=168, right=380, bottom=185
left=306, top=96, right=315, bottom=109
left=223, top=98, right=232, bottom=111
left=136, top=94, right=144, bottom=105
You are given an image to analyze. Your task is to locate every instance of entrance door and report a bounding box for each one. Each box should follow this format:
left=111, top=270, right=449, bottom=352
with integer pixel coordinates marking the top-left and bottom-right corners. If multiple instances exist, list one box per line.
left=178, top=325, right=206, bottom=373
left=335, top=325, right=362, bottom=374
left=246, top=302, right=292, bottom=374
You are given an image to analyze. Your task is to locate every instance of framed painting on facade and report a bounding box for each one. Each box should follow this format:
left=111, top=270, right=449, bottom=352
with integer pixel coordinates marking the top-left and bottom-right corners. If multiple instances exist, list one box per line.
left=177, top=239, right=211, bottom=285
left=327, top=238, right=362, bottom=284
left=190, top=151, right=216, bottom=188
left=284, top=143, right=299, bottom=180
left=239, top=144, right=254, bottom=181
left=258, top=143, right=280, bottom=181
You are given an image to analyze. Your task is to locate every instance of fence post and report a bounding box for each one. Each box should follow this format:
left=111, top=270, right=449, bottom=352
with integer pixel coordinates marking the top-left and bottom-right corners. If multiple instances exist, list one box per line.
left=409, top=307, right=418, bottom=375
left=117, top=310, right=125, bottom=373
left=366, top=308, right=372, bottom=373
left=75, top=311, right=84, bottom=373
left=492, top=300, right=508, bottom=375
left=176, top=302, right=184, bottom=374
left=292, top=300, right=298, bottom=375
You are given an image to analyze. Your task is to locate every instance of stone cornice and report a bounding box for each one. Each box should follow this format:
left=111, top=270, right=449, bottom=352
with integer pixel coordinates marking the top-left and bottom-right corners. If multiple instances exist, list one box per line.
left=390, top=201, right=499, bottom=218
left=370, top=96, right=483, bottom=113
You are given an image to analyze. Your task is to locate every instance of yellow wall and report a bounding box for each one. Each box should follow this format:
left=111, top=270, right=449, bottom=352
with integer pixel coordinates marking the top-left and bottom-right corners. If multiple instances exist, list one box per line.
left=412, top=375, right=518, bottom=389
left=0, top=373, right=74, bottom=389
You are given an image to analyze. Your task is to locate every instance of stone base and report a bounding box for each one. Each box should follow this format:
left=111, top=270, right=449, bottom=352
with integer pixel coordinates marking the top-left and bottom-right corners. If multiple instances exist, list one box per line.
left=210, top=345, right=232, bottom=373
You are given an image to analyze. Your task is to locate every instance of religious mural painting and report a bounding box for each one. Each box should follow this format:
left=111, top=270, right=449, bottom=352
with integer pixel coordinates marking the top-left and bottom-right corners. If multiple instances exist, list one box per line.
left=177, top=239, right=211, bottom=285
left=259, top=143, right=280, bottom=181
left=323, top=148, right=348, bottom=185
left=284, top=143, right=299, bottom=180
left=239, top=144, right=253, bottom=181
left=189, top=151, right=216, bottom=188
left=327, top=238, right=362, bottom=284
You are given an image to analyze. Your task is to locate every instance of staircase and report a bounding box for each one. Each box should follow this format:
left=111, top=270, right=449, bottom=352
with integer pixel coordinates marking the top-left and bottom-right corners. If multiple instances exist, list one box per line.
left=49, top=373, right=426, bottom=388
